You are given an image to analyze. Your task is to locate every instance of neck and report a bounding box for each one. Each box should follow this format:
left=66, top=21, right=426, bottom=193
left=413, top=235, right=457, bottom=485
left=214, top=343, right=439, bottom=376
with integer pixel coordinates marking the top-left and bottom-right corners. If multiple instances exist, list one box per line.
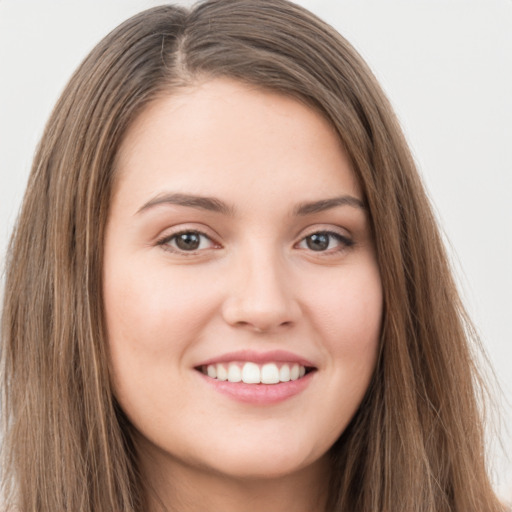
left=137, top=441, right=331, bottom=512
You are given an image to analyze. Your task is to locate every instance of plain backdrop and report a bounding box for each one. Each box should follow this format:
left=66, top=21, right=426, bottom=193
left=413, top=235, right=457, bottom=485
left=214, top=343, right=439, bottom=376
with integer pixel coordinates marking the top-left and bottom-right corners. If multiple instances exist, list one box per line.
left=1, top=0, right=511, bottom=501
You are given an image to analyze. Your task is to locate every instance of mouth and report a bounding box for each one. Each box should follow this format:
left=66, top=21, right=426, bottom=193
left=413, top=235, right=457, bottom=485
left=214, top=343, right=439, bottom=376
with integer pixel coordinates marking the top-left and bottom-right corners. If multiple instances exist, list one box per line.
left=196, top=361, right=316, bottom=384
left=194, top=350, right=318, bottom=404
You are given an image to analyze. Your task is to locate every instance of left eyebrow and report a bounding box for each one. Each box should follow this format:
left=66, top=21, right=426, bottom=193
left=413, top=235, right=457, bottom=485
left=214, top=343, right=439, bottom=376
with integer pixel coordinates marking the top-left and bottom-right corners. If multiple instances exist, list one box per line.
left=293, top=195, right=366, bottom=216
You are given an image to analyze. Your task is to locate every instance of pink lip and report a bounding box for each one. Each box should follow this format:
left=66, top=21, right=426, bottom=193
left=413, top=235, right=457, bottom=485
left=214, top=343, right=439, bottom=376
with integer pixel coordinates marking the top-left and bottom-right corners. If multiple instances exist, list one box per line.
left=196, top=370, right=316, bottom=405
left=194, top=350, right=317, bottom=405
left=195, top=349, right=316, bottom=368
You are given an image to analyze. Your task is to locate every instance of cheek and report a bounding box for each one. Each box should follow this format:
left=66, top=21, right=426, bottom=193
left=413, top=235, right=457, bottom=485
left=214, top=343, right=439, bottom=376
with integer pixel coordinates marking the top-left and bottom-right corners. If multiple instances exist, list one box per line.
left=303, top=260, right=382, bottom=369
left=103, top=259, right=222, bottom=417
left=310, top=265, right=382, bottom=348
left=103, top=259, right=218, bottom=356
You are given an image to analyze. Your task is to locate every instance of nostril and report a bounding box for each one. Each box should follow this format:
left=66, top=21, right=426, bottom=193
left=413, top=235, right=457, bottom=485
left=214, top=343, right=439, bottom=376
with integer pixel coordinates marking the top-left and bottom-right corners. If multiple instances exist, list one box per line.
left=234, top=320, right=294, bottom=334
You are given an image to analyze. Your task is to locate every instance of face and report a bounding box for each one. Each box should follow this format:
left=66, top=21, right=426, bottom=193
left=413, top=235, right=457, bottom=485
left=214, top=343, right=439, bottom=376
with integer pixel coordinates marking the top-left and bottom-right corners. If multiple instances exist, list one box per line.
left=103, top=79, right=382, bottom=481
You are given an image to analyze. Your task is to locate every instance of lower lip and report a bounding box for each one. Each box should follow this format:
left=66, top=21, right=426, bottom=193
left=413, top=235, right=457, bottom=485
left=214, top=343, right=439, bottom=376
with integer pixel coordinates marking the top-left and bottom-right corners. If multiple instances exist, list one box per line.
left=197, top=371, right=315, bottom=405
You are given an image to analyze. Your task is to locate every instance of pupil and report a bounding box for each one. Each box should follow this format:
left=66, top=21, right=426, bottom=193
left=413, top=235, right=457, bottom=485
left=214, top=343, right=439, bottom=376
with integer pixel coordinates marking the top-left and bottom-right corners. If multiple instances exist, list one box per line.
left=176, top=232, right=200, bottom=250
left=307, top=233, right=329, bottom=251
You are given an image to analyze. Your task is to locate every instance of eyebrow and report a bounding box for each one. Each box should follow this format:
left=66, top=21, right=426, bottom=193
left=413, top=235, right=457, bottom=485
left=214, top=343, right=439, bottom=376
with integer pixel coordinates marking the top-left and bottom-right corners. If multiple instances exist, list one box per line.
left=136, top=192, right=234, bottom=216
left=136, top=192, right=365, bottom=216
left=294, top=196, right=366, bottom=215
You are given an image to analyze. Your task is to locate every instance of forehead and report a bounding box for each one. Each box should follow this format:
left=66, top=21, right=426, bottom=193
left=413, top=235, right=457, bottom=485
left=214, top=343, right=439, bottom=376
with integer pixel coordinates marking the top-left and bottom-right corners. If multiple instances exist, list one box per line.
left=113, top=78, right=361, bottom=210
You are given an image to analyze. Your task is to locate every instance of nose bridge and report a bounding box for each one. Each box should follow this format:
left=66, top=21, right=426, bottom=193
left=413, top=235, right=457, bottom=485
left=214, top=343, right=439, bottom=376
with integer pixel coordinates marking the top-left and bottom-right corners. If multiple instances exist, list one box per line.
left=222, top=239, right=299, bottom=332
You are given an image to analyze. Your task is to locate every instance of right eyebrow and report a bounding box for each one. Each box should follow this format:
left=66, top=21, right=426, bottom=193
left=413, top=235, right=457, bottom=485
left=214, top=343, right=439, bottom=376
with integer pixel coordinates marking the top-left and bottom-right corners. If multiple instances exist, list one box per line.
left=136, top=192, right=234, bottom=216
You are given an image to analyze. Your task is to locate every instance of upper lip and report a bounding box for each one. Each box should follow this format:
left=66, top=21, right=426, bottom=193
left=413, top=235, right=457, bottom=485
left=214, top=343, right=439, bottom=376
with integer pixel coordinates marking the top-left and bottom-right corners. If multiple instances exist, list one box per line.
left=195, top=349, right=316, bottom=368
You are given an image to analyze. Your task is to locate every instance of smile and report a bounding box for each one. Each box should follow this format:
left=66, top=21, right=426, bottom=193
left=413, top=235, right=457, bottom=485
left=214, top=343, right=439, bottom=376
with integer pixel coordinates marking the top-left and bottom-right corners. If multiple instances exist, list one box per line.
left=199, top=361, right=310, bottom=384
left=194, top=350, right=317, bottom=404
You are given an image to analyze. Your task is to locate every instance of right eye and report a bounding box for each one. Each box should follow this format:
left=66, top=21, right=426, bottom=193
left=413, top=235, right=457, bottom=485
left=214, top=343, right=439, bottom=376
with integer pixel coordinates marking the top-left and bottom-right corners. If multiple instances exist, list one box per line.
left=157, top=230, right=218, bottom=253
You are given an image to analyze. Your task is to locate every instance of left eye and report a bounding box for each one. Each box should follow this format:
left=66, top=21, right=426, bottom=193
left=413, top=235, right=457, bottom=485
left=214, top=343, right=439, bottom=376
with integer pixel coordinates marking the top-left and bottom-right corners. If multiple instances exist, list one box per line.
left=297, top=231, right=352, bottom=252
left=159, top=231, right=216, bottom=252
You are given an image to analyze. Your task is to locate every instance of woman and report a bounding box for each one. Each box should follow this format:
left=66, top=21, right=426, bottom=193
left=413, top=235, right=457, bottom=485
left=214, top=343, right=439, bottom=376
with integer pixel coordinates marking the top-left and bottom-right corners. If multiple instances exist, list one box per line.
left=1, top=1, right=506, bottom=511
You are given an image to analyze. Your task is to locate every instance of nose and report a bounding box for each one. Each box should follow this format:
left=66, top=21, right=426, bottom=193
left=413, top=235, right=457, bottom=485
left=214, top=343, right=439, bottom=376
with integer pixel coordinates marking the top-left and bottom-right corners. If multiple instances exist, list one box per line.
left=221, top=249, right=301, bottom=334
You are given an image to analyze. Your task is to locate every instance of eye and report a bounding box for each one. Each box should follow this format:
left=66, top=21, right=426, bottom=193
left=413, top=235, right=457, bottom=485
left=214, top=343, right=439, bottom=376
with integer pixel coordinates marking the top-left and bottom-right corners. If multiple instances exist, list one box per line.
left=297, top=231, right=353, bottom=252
left=157, top=230, right=218, bottom=253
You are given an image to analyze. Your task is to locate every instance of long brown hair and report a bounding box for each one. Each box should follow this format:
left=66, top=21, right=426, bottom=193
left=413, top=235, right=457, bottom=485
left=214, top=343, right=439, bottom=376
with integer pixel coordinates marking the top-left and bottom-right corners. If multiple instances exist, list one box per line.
left=1, top=1, right=505, bottom=510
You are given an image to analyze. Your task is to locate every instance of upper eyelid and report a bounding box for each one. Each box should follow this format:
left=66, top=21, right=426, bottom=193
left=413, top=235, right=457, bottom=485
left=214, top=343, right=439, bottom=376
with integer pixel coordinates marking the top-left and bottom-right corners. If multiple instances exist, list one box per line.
left=295, top=224, right=352, bottom=240
left=155, top=224, right=220, bottom=242
left=296, top=231, right=353, bottom=245
left=158, top=230, right=216, bottom=245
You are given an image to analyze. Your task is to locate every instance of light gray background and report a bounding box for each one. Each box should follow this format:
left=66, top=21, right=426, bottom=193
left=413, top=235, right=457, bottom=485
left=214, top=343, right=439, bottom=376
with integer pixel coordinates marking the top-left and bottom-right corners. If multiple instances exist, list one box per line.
left=1, top=0, right=511, bottom=501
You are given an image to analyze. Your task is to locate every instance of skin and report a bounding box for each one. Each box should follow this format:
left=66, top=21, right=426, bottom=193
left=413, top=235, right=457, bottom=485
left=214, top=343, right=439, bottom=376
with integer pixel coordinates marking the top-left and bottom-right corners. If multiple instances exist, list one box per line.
left=103, top=78, right=383, bottom=512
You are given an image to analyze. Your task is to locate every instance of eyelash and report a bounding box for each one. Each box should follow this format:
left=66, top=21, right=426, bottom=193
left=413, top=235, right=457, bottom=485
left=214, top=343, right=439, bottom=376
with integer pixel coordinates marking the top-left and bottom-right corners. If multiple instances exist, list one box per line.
left=156, top=229, right=354, bottom=255
left=296, top=230, right=354, bottom=254
left=156, top=230, right=218, bottom=255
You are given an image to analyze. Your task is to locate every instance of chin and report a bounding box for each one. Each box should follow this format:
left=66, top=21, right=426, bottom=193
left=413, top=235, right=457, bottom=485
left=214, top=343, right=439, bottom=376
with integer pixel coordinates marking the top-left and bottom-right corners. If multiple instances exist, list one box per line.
left=188, top=433, right=327, bottom=482
left=203, top=453, right=322, bottom=481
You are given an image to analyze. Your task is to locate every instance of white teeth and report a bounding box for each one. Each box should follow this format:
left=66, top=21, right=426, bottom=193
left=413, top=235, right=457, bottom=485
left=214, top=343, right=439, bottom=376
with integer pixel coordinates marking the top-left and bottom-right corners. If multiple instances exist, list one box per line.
left=203, top=362, right=309, bottom=384
left=242, top=362, right=260, bottom=384
left=216, top=364, right=228, bottom=381
left=261, top=363, right=280, bottom=384
left=227, top=364, right=242, bottom=383
left=279, top=364, right=291, bottom=382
